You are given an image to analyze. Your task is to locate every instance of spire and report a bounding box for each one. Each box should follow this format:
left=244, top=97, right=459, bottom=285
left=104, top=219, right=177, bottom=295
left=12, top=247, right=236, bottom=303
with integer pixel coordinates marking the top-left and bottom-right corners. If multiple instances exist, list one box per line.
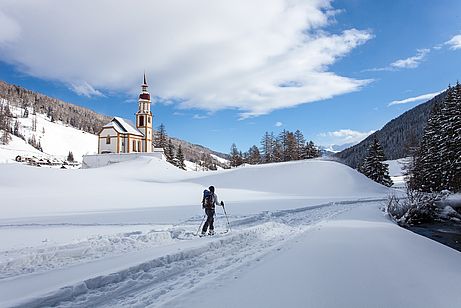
left=143, top=72, right=147, bottom=86
left=139, top=72, right=150, bottom=101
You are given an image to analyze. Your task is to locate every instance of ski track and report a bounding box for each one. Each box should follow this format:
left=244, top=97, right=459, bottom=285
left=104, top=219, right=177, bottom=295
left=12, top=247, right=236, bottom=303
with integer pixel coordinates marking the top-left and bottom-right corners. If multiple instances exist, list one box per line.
left=5, top=199, right=384, bottom=308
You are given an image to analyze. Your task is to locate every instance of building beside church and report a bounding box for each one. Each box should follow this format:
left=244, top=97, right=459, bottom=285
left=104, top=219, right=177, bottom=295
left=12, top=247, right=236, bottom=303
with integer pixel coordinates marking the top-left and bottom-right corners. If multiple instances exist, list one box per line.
left=82, top=74, right=164, bottom=169
left=98, top=74, right=154, bottom=154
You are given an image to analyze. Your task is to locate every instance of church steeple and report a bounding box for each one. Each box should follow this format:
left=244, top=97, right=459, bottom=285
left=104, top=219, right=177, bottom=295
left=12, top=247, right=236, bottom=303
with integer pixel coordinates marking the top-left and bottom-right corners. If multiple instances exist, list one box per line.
left=136, top=73, right=153, bottom=152
left=142, top=72, right=148, bottom=92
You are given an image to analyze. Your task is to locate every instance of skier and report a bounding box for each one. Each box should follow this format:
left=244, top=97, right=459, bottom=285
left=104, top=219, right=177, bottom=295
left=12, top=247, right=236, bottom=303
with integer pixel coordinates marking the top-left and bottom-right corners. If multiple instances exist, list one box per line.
left=201, top=185, right=224, bottom=236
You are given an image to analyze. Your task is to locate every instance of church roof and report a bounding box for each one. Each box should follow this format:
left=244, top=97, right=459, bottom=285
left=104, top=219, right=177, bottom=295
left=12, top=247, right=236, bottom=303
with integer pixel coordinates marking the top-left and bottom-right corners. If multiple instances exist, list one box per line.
left=102, top=117, right=143, bottom=137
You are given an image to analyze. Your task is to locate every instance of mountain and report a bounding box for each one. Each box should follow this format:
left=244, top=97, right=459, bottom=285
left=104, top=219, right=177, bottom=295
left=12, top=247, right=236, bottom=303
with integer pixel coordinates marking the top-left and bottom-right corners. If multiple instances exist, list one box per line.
left=335, top=91, right=447, bottom=169
left=320, top=143, right=356, bottom=156
left=0, top=80, right=228, bottom=167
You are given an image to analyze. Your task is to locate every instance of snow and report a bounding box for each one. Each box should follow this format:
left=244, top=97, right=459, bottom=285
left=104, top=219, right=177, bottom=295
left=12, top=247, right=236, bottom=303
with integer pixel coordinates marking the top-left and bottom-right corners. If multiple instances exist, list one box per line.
left=210, top=153, right=229, bottom=165
left=112, top=117, right=143, bottom=136
left=0, top=157, right=460, bottom=307
left=168, top=205, right=461, bottom=308
left=0, top=103, right=98, bottom=162
left=0, top=133, right=43, bottom=163
left=385, top=157, right=410, bottom=189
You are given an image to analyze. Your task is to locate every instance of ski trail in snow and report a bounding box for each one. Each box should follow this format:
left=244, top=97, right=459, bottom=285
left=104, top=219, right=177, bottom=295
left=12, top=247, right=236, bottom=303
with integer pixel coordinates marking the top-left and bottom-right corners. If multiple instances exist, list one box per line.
left=17, top=199, right=384, bottom=308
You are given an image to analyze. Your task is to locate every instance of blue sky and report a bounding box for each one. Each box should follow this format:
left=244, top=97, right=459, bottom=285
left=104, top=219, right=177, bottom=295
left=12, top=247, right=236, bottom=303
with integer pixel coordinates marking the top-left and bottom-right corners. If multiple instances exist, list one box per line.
left=0, top=0, right=460, bottom=154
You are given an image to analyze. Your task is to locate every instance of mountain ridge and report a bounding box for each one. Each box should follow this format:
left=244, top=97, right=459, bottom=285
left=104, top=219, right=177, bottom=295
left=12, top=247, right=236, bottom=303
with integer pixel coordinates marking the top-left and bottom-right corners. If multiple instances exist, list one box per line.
left=335, top=91, right=448, bottom=168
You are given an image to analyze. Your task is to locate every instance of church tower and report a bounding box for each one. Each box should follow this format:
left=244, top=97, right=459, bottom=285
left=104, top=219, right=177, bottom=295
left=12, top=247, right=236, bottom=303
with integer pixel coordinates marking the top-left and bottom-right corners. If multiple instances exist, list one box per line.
left=136, top=73, right=153, bottom=152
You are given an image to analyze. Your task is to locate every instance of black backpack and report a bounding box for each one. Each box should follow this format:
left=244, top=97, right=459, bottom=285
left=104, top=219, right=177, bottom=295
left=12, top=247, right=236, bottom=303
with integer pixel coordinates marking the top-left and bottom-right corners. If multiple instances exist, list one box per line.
left=203, top=189, right=214, bottom=209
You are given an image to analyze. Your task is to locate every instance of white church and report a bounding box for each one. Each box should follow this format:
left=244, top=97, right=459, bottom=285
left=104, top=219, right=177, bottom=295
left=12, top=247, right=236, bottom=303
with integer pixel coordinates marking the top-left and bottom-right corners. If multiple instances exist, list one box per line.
left=82, top=74, right=164, bottom=168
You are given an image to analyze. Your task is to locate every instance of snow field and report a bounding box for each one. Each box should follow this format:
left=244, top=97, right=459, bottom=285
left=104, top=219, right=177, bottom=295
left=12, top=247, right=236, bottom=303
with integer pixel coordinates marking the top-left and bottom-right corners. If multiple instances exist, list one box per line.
left=170, top=204, right=461, bottom=308
left=1, top=200, right=363, bottom=307
left=4, top=156, right=456, bottom=307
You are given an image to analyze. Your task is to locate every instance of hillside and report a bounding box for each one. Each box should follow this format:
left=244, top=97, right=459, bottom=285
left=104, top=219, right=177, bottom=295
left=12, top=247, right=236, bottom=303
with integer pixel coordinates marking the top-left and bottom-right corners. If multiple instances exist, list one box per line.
left=0, top=80, right=227, bottom=167
left=0, top=101, right=98, bottom=162
left=0, top=80, right=111, bottom=134
left=335, top=91, right=447, bottom=168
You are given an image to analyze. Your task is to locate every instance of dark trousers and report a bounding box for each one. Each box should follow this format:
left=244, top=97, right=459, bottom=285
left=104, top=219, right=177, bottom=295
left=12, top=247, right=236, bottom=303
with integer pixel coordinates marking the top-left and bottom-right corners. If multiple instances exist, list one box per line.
left=202, top=208, right=215, bottom=233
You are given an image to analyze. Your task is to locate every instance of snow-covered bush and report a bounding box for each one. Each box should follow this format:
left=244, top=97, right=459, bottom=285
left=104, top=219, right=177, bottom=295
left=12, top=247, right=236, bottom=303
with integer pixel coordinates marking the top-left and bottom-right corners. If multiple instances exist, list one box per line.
left=386, top=188, right=448, bottom=226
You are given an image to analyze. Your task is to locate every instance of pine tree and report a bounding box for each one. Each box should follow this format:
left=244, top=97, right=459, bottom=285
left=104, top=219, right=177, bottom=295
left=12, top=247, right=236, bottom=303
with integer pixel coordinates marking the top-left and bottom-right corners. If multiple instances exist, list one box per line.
left=304, top=141, right=320, bottom=159
left=294, top=130, right=306, bottom=160
left=154, top=123, right=168, bottom=150
left=175, top=145, right=186, bottom=170
left=260, top=132, right=274, bottom=163
left=166, top=138, right=175, bottom=164
left=361, top=138, right=393, bottom=187
left=230, top=143, right=243, bottom=167
left=410, top=83, right=461, bottom=193
left=411, top=101, right=443, bottom=192
left=443, top=82, right=461, bottom=192
left=247, top=145, right=261, bottom=165
left=13, top=120, right=19, bottom=137
left=67, top=151, right=75, bottom=162
left=1, top=129, right=10, bottom=145
left=273, top=139, right=284, bottom=162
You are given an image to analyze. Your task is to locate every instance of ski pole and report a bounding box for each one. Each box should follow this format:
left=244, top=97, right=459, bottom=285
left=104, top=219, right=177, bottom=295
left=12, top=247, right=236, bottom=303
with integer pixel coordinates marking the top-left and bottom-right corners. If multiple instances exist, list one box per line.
left=222, top=203, right=231, bottom=232
left=196, top=214, right=206, bottom=236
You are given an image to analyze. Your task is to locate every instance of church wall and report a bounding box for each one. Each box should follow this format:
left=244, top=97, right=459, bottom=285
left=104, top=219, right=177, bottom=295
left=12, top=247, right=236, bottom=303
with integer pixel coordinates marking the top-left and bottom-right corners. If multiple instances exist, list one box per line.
left=98, top=127, right=119, bottom=154
left=82, top=150, right=165, bottom=169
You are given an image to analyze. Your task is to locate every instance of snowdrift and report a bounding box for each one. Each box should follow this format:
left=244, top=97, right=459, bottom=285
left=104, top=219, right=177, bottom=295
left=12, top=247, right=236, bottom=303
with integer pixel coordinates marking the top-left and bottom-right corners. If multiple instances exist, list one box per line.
left=190, top=159, right=388, bottom=197
left=0, top=157, right=389, bottom=220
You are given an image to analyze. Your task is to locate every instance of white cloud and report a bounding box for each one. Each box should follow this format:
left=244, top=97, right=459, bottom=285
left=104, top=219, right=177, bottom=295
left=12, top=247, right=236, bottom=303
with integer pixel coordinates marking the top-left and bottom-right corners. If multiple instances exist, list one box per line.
left=0, top=0, right=372, bottom=117
left=446, top=34, right=461, bottom=50
left=388, top=91, right=442, bottom=106
left=193, top=114, right=208, bottom=120
left=0, top=10, right=20, bottom=43
left=365, top=48, right=430, bottom=72
left=69, top=81, right=103, bottom=97
left=318, top=129, right=374, bottom=146
left=275, top=121, right=283, bottom=127
left=390, top=48, right=430, bottom=69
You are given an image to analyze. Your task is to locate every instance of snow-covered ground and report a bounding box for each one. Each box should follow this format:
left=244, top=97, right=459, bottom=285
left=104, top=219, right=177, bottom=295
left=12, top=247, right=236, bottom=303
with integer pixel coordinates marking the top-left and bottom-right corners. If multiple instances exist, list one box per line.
left=0, top=157, right=460, bottom=307
left=0, top=102, right=98, bottom=163
left=385, top=157, right=410, bottom=189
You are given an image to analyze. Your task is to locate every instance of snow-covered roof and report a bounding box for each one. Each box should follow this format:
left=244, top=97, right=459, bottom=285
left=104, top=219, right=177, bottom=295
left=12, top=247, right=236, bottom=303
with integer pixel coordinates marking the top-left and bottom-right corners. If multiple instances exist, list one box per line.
left=102, top=117, right=143, bottom=137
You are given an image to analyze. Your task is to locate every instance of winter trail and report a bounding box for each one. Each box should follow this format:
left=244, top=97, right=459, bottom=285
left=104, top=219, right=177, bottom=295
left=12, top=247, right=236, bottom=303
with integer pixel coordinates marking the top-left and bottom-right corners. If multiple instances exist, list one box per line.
left=13, top=199, right=382, bottom=308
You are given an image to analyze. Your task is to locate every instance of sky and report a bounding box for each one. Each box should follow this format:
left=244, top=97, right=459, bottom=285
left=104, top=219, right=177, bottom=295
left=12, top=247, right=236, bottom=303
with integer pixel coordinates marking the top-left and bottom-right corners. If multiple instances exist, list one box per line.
left=0, top=0, right=460, bottom=154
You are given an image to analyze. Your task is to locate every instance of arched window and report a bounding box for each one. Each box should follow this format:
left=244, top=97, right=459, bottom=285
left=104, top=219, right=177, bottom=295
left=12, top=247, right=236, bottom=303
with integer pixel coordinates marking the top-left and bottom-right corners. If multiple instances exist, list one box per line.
left=106, top=135, right=111, bottom=144
left=138, top=140, right=142, bottom=152
left=139, top=116, right=144, bottom=127
left=133, top=140, right=136, bottom=152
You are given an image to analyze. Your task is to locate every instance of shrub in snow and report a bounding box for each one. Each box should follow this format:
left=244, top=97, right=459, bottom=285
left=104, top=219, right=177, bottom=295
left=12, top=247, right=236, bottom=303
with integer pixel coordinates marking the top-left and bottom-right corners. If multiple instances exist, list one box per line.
left=386, top=188, right=449, bottom=226
left=439, top=206, right=461, bottom=222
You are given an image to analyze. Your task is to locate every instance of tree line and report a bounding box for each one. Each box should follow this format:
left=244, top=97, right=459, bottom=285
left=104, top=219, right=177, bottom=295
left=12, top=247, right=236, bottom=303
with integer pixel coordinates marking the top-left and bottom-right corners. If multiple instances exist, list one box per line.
left=385, top=83, right=461, bottom=226
left=409, top=82, right=461, bottom=193
left=228, top=129, right=321, bottom=167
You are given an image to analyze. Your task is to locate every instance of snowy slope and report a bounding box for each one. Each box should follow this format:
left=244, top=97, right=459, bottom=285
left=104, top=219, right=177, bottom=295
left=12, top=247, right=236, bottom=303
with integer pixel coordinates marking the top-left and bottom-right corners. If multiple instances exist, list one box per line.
left=0, top=157, right=459, bottom=307
left=0, top=102, right=98, bottom=163
left=0, top=157, right=389, bottom=219
left=0, top=133, right=43, bottom=163
left=385, top=157, right=410, bottom=188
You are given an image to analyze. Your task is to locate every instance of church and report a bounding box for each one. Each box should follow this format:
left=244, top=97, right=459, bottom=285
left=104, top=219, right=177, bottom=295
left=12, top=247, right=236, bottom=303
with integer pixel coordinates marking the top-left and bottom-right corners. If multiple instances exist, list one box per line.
left=98, top=74, right=154, bottom=154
